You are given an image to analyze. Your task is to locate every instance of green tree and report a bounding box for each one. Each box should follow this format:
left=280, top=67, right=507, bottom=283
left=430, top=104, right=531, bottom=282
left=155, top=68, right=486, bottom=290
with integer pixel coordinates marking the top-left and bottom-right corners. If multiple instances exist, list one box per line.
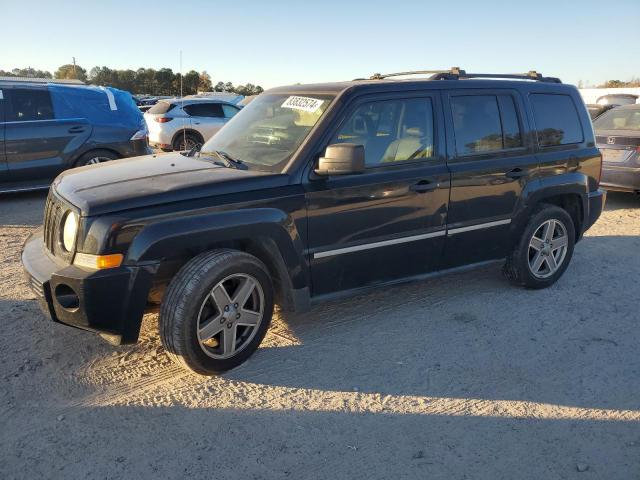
left=155, top=68, right=175, bottom=95
left=54, top=64, right=87, bottom=82
left=136, top=68, right=157, bottom=94
left=180, top=70, right=199, bottom=95
left=8, top=67, right=52, bottom=78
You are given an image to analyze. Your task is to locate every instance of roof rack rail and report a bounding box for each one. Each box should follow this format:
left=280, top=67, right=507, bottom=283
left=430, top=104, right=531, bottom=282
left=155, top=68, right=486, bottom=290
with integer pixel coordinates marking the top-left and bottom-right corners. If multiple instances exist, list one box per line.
left=0, top=76, right=85, bottom=85
left=368, top=67, right=561, bottom=83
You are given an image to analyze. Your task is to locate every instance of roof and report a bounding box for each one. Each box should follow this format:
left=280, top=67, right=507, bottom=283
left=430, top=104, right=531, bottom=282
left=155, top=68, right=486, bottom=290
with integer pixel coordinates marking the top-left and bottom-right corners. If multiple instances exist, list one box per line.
left=266, top=68, right=566, bottom=96
left=159, top=96, right=239, bottom=105
left=0, top=76, right=85, bottom=85
left=268, top=78, right=573, bottom=97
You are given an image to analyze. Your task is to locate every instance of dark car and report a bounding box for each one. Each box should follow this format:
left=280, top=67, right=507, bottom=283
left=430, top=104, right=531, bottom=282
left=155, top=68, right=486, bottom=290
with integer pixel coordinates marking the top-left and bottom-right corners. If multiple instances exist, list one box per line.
left=594, top=104, right=640, bottom=193
left=0, top=79, right=151, bottom=192
left=22, top=68, right=605, bottom=375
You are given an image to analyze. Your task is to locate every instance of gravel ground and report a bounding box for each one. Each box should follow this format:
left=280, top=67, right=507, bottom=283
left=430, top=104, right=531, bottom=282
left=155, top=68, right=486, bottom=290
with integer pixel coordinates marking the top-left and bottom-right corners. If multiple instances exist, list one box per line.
left=1, top=191, right=639, bottom=479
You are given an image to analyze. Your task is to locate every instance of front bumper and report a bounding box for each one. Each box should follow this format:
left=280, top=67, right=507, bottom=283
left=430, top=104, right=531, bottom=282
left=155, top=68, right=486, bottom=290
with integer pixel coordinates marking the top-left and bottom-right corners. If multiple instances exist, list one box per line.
left=21, top=229, right=156, bottom=345
left=601, top=165, right=640, bottom=193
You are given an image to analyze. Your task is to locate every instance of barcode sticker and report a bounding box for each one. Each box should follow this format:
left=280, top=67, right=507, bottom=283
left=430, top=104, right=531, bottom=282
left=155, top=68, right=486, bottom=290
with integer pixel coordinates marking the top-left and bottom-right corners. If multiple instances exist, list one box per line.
left=281, top=96, right=324, bottom=113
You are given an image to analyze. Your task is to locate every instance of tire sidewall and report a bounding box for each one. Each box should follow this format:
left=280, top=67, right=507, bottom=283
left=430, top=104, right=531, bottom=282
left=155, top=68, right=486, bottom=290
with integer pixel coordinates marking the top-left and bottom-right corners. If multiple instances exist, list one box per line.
left=172, top=254, right=274, bottom=373
left=76, top=150, right=118, bottom=167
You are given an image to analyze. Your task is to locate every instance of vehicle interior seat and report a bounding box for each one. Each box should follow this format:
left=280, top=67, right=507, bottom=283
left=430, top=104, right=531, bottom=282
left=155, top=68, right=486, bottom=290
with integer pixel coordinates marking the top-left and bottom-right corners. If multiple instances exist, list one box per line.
left=381, top=126, right=432, bottom=163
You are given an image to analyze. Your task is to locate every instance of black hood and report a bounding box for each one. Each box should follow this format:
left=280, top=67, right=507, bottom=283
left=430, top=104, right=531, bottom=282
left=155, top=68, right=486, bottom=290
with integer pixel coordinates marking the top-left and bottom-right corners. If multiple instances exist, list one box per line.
left=53, top=153, right=288, bottom=216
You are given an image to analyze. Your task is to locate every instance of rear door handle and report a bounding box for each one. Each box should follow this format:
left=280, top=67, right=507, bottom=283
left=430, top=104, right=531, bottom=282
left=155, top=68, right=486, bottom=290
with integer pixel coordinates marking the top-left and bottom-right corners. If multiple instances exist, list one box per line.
left=68, top=126, right=85, bottom=133
left=505, top=168, right=529, bottom=179
left=410, top=179, right=438, bottom=193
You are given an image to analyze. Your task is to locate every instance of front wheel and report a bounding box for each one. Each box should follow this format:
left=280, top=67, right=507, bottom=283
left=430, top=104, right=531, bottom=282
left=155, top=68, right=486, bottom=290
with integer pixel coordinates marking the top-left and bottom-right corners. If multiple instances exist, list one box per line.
left=160, top=250, right=274, bottom=375
left=503, top=204, right=575, bottom=289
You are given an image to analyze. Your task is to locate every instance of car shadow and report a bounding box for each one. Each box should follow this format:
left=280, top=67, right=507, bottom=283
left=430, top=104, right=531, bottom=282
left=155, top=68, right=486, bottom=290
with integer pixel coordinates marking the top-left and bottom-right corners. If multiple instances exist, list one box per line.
left=604, top=191, right=640, bottom=211
left=5, top=234, right=640, bottom=414
left=219, top=233, right=640, bottom=411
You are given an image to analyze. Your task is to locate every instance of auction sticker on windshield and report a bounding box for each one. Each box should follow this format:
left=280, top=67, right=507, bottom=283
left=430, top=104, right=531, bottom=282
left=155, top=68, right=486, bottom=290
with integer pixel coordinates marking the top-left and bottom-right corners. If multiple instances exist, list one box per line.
left=281, top=96, right=324, bottom=113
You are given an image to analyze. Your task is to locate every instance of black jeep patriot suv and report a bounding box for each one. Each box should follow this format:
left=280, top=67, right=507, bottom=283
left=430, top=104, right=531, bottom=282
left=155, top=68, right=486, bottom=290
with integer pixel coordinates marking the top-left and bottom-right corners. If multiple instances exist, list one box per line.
left=22, top=69, right=605, bottom=375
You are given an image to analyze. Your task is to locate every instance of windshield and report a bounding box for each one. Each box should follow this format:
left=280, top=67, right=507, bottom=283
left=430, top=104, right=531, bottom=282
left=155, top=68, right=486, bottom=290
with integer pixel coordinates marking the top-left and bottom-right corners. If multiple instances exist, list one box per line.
left=200, top=93, right=334, bottom=172
left=594, top=108, right=640, bottom=131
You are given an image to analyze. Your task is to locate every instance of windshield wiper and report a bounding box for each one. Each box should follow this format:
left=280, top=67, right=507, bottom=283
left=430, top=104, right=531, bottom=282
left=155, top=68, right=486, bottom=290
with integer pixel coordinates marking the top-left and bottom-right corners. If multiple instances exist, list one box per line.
left=199, top=150, right=247, bottom=170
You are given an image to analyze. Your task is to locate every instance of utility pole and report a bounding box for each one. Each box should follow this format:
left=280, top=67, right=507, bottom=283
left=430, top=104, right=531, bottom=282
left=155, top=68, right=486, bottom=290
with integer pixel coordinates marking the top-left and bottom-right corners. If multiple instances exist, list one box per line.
left=72, top=57, right=77, bottom=78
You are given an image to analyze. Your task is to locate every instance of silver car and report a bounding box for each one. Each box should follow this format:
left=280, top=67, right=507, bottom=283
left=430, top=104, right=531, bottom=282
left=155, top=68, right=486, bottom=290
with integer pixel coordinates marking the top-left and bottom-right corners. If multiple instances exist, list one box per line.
left=145, top=97, right=241, bottom=151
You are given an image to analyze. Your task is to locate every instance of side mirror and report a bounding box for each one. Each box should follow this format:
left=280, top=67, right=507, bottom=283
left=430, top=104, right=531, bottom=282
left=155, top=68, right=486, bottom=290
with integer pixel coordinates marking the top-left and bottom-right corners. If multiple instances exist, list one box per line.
left=314, top=143, right=365, bottom=176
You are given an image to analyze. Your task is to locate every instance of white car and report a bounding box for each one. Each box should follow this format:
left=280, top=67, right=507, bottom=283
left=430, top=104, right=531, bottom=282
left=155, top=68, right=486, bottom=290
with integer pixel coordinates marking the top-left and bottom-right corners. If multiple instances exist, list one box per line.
left=145, top=97, right=241, bottom=151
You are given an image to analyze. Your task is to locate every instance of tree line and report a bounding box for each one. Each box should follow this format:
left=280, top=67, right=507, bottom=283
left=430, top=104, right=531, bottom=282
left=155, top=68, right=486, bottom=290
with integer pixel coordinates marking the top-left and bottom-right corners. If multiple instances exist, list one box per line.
left=0, top=65, right=264, bottom=96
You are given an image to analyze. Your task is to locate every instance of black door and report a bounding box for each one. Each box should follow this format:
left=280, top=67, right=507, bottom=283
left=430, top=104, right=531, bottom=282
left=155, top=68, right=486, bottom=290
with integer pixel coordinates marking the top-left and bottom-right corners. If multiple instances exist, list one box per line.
left=442, top=89, right=538, bottom=268
left=305, top=94, right=450, bottom=296
left=0, top=87, right=8, bottom=184
left=4, top=87, right=91, bottom=184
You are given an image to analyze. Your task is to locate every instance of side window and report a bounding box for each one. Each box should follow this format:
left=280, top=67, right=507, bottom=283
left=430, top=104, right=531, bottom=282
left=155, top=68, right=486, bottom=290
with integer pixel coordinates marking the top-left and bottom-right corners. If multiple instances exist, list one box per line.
left=184, top=103, right=224, bottom=118
left=222, top=104, right=239, bottom=118
left=531, top=94, right=583, bottom=147
left=6, top=88, right=54, bottom=122
left=332, top=97, right=435, bottom=167
left=451, top=94, right=523, bottom=155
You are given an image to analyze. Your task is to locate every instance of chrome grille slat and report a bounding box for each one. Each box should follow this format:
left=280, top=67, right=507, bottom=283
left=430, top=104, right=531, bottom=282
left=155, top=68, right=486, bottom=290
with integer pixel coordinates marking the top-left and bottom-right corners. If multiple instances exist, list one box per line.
left=42, top=191, right=74, bottom=263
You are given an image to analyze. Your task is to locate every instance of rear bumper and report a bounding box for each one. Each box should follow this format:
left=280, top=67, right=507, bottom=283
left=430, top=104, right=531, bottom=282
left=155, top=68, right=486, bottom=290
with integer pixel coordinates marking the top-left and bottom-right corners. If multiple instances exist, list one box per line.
left=21, top=229, right=156, bottom=345
left=584, top=188, right=606, bottom=233
left=148, top=127, right=175, bottom=150
left=601, top=165, right=640, bottom=192
left=117, top=138, right=153, bottom=158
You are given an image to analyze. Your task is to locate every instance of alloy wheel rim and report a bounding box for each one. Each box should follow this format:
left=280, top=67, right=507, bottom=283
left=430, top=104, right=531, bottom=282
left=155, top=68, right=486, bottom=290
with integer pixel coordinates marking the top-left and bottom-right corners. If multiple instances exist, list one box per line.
left=528, top=219, right=568, bottom=279
left=196, top=273, right=264, bottom=360
left=179, top=138, right=200, bottom=151
left=86, top=156, right=110, bottom=165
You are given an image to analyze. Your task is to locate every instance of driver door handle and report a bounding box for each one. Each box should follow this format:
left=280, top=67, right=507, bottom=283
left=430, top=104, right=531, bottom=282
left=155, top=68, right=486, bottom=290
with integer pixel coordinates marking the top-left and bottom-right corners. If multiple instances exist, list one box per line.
left=505, top=168, right=529, bottom=179
left=410, top=179, right=438, bottom=193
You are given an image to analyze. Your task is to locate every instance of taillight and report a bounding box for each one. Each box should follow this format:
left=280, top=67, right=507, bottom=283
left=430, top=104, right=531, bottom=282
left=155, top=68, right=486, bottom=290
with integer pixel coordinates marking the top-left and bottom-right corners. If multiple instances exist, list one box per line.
left=155, top=117, right=172, bottom=123
left=130, top=127, right=148, bottom=140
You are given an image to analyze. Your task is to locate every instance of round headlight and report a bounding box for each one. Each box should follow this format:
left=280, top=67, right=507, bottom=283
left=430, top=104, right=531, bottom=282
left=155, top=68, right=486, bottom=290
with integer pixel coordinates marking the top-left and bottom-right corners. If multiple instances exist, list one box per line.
left=62, top=211, right=78, bottom=252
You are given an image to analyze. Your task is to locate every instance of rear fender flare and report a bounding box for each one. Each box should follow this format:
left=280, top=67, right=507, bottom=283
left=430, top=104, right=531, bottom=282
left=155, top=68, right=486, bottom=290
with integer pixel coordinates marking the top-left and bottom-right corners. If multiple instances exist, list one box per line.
left=510, top=172, right=589, bottom=243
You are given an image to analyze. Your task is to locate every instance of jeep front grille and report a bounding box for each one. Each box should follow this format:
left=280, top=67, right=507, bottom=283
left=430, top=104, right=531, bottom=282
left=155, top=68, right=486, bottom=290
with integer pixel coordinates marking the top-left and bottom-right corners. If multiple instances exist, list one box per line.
left=42, top=192, right=74, bottom=263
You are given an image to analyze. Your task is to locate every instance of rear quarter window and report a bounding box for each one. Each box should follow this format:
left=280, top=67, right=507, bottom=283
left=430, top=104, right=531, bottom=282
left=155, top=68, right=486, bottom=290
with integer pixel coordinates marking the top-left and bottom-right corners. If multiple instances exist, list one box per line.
left=531, top=93, right=583, bottom=147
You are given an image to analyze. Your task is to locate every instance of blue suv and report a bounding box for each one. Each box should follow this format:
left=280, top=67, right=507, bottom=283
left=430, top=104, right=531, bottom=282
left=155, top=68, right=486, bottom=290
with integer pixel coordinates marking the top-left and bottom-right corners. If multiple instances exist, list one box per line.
left=0, top=79, right=151, bottom=192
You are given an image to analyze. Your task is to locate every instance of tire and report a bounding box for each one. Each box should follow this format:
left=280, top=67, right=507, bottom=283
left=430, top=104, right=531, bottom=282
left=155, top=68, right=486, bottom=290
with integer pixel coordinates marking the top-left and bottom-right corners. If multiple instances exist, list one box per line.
left=503, top=204, right=575, bottom=289
left=172, top=132, right=203, bottom=152
left=74, top=149, right=119, bottom=167
left=160, top=249, right=274, bottom=375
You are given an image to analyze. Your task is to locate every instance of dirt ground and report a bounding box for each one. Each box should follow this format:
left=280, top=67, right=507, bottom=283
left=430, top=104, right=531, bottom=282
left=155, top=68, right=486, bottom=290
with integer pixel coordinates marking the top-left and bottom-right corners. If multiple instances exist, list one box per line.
left=1, top=191, right=639, bottom=479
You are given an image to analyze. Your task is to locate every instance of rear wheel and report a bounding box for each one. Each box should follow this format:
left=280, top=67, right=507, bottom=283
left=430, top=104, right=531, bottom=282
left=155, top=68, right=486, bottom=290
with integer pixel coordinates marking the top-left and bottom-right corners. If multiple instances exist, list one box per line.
left=173, top=132, right=203, bottom=151
left=160, top=250, right=274, bottom=375
left=503, top=204, right=575, bottom=289
left=75, top=149, right=119, bottom=167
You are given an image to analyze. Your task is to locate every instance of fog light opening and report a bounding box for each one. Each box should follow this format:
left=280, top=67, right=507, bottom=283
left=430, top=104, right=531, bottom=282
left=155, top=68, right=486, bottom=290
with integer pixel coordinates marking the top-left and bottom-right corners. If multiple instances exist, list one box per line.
left=54, top=284, right=80, bottom=311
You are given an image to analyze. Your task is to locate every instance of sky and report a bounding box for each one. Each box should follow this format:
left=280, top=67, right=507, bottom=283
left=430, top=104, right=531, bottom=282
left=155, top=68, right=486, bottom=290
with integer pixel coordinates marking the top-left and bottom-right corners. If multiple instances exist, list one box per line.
left=2, top=0, right=639, bottom=89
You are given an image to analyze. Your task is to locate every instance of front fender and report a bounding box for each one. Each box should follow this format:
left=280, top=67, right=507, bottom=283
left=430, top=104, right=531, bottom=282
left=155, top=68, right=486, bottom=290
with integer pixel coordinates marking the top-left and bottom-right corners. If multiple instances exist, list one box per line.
left=126, top=208, right=309, bottom=289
